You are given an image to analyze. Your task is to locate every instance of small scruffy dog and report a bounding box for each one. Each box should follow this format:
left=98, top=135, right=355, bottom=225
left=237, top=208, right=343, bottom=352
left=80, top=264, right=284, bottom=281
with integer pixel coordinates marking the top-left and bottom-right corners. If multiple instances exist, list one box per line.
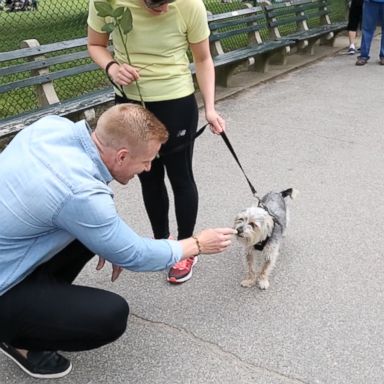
left=234, top=188, right=298, bottom=290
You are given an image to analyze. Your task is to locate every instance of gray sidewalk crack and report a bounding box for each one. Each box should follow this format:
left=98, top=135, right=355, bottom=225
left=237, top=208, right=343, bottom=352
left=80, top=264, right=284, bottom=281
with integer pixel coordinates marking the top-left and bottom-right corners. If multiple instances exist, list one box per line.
left=131, top=313, right=309, bottom=384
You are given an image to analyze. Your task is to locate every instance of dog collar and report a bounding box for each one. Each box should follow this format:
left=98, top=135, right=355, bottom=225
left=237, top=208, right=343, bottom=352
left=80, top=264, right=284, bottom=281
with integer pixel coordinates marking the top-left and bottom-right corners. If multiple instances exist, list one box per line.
left=253, top=236, right=270, bottom=251
left=257, top=202, right=282, bottom=227
left=252, top=202, right=281, bottom=251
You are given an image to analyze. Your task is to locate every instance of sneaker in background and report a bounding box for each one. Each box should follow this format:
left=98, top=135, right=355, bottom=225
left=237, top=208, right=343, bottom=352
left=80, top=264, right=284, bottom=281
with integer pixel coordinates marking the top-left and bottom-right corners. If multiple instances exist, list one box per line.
left=347, top=46, right=356, bottom=55
left=0, top=342, right=72, bottom=379
left=167, top=256, right=198, bottom=284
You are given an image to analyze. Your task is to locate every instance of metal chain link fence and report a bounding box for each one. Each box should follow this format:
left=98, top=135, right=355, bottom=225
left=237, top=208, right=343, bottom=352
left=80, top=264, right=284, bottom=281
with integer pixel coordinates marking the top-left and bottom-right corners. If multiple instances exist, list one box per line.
left=0, top=0, right=109, bottom=119
left=0, top=0, right=348, bottom=120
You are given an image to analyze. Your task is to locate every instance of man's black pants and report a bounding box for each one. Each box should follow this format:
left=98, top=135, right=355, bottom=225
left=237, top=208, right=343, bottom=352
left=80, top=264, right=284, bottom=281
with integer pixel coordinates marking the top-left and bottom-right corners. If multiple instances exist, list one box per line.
left=0, top=240, right=129, bottom=351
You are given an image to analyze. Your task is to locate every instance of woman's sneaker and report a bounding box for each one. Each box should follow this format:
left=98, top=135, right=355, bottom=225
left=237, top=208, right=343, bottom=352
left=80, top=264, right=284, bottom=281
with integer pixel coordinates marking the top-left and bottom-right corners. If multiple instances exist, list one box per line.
left=0, top=342, right=72, bottom=379
left=167, top=256, right=198, bottom=284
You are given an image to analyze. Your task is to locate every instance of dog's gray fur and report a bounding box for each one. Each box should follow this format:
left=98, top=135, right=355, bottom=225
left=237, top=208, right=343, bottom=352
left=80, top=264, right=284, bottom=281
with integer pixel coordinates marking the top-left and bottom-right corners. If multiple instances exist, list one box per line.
left=234, top=188, right=298, bottom=290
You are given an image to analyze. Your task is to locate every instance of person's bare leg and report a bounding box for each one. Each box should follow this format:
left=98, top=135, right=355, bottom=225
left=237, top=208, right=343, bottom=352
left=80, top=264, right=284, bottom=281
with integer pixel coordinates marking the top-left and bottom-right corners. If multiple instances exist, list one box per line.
left=15, top=348, right=28, bottom=358
left=349, top=30, right=357, bottom=47
left=348, top=30, right=358, bottom=54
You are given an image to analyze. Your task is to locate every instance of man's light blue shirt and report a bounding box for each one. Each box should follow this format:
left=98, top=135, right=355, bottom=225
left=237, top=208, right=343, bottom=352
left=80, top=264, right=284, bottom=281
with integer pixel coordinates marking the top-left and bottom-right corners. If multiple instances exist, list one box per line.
left=0, top=115, right=182, bottom=295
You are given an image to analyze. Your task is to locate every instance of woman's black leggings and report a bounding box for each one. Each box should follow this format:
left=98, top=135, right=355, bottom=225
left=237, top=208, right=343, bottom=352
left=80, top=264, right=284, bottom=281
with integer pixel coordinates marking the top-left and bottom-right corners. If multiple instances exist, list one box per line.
left=0, top=240, right=129, bottom=352
left=115, top=94, right=199, bottom=240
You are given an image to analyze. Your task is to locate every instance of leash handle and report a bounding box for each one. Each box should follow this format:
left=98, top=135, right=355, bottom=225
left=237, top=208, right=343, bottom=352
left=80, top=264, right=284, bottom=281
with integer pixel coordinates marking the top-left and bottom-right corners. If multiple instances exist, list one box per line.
left=220, top=131, right=257, bottom=196
left=105, top=69, right=136, bottom=105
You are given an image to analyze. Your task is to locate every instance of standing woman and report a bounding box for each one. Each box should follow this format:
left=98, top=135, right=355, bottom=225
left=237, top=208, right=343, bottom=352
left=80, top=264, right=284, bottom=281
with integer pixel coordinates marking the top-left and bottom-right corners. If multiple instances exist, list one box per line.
left=87, top=0, right=225, bottom=284
left=346, top=0, right=363, bottom=54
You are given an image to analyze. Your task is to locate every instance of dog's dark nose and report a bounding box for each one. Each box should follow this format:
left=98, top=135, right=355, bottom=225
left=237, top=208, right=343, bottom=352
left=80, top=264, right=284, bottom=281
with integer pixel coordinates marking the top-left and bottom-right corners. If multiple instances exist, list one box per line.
left=236, top=227, right=243, bottom=235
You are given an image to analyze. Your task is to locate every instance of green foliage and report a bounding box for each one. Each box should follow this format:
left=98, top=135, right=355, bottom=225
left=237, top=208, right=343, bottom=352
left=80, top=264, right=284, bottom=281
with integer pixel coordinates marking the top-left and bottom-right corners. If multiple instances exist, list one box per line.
left=102, top=23, right=115, bottom=33
left=120, top=9, right=133, bottom=34
left=94, top=1, right=133, bottom=34
left=94, top=2, right=113, bottom=17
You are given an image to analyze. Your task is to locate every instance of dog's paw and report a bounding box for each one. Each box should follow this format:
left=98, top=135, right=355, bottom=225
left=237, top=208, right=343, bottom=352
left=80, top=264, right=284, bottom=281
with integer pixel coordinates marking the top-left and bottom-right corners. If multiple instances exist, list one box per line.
left=241, top=278, right=257, bottom=288
left=257, top=279, right=270, bottom=290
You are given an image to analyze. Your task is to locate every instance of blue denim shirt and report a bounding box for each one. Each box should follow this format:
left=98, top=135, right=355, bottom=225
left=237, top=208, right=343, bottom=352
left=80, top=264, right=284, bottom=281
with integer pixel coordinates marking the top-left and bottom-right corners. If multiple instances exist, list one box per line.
left=0, top=115, right=182, bottom=295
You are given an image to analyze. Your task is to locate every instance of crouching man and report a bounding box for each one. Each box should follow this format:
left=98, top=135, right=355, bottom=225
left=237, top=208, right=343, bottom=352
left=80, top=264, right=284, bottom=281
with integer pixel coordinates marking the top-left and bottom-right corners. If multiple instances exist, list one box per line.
left=0, top=104, right=236, bottom=379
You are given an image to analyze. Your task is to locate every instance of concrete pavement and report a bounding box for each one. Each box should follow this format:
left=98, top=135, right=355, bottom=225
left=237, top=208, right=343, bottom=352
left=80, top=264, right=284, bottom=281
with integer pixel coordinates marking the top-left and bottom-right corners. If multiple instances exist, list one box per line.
left=1, top=34, right=384, bottom=384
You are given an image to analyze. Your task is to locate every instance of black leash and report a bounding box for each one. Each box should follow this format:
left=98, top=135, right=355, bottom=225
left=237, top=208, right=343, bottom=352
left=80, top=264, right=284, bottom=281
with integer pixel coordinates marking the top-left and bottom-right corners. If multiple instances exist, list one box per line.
left=220, top=131, right=257, bottom=196
left=220, top=131, right=282, bottom=228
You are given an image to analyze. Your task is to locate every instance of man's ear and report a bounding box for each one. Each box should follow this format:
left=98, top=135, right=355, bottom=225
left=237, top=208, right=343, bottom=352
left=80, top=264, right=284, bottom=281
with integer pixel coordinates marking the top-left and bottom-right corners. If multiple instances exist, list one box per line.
left=116, top=148, right=129, bottom=165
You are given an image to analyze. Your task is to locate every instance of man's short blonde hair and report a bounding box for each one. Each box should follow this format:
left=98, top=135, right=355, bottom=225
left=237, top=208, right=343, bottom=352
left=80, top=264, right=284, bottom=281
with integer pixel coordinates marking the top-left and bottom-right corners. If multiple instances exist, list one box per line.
left=95, top=103, right=169, bottom=149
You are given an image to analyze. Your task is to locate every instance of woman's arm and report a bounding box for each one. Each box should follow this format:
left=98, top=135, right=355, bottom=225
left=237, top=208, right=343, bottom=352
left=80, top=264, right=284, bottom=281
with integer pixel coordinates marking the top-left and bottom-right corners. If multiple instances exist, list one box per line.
left=190, top=39, right=225, bottom=134
left=87, top=26, right=114, bottom=71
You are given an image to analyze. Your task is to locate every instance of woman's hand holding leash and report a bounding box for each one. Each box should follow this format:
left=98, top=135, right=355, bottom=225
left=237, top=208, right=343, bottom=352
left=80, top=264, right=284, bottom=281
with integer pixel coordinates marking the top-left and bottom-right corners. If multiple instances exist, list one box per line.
left=206, top=109, right=225, bottom=134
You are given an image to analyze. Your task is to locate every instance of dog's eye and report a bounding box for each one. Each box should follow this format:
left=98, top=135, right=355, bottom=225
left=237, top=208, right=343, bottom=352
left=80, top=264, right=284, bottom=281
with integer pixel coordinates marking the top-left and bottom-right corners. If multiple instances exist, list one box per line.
left=249, top=222, right=256, bottom=229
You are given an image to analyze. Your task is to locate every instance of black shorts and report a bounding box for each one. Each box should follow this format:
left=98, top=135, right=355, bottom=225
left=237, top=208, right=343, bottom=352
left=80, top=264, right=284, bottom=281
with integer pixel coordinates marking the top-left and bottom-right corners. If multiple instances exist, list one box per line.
left=347, top=0, right=363, bottom=31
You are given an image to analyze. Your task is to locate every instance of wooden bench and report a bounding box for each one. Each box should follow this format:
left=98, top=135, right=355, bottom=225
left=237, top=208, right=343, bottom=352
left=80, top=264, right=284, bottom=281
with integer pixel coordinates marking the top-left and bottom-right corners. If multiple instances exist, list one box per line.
left=201, top=6, right=295, bottom=87
left=265, top=0, right=347, bottom=55
left=0, top=37, right=114, bottom=141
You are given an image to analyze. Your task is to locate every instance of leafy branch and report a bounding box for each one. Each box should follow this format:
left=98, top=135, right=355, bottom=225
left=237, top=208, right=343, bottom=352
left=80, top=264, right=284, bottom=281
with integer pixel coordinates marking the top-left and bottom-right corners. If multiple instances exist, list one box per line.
left=95, top=0, right=145, bottom=107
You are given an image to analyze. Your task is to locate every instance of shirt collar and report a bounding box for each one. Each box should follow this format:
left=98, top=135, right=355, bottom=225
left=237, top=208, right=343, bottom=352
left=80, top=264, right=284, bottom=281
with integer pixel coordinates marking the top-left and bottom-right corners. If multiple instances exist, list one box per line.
left=76, top=120, right=113, bottom=184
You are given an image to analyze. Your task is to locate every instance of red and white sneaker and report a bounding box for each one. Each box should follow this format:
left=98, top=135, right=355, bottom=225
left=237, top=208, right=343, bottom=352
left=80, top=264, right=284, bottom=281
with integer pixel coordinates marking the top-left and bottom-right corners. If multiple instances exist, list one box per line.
left=167, top=256, right=198, bottom=284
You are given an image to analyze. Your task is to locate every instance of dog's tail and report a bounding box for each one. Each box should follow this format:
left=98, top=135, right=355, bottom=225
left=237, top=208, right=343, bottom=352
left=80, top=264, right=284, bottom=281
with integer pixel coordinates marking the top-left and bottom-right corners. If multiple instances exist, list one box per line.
left=281, top=188, right=299, bottom=200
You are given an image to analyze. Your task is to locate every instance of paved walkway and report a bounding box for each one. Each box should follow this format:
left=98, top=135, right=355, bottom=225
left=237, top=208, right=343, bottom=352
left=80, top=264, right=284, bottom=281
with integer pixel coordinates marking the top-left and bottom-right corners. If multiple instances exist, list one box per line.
left=2, top=35, right=384, bottom=384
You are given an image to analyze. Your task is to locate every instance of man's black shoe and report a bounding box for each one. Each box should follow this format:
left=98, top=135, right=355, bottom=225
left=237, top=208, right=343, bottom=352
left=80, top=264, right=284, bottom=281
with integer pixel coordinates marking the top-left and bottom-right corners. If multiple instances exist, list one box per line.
left=0, top=342, right=72, bottom=379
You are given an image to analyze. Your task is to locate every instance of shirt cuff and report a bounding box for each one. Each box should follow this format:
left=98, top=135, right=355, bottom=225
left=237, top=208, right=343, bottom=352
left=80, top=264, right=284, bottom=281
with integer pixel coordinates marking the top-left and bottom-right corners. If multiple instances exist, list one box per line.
left=166, top=239, right=182, bottom=267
